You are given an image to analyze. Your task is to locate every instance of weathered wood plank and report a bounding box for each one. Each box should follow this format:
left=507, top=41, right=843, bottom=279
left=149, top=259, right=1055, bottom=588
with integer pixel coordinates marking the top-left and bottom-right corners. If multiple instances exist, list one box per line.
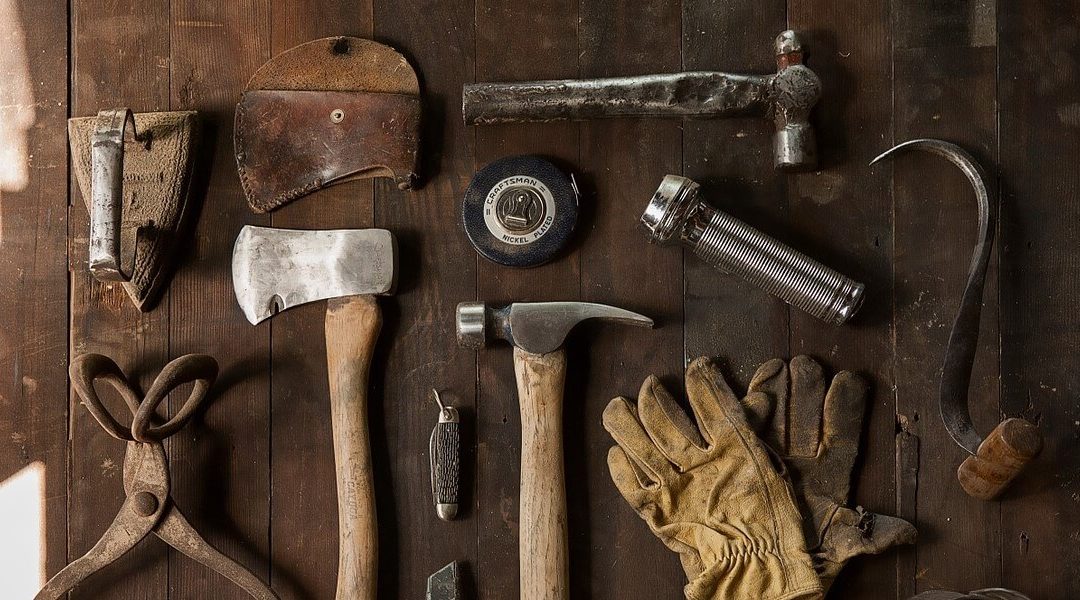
left=373, top=0, right=477, bottom=595
left=0, top=0, right=69, bottom=593
left=891, top=1, right=1001, bottom=592
left=999, top=2, right=1080, bottom=597
left=575, top=0, right=684, bottom=597
left=472, top=0, right=580, bottom=597
left=786, top=2, right=896, bottom=597
left=681, top=0, right=789, bottom=375
left=264, top=5, right=374, bottom=599
left=166, top=2, right=272, bottom=598
left=68, top=2, right=172, bottom=598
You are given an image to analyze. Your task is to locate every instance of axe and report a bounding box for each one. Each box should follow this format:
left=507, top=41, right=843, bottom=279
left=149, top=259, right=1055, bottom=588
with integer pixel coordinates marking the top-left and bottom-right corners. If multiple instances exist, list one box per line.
left=232, top=225, right=396, bottom=599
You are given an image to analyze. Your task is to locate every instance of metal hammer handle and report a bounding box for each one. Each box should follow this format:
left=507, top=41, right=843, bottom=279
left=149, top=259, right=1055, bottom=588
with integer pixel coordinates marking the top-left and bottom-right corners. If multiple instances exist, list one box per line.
left=325, top=295, right=381, bottom=600
left=514, top=346, right=569, bottom=600
left=463, top=72, right=773, bottom=124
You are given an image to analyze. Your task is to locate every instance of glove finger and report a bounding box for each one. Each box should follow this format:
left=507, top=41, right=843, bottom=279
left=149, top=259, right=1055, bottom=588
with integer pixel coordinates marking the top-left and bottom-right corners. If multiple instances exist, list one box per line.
left=741, top=391, right=774, bottom=435
left=602, top=396, right=675, bottom=484
left=606, top=446, right=652, bottom=511
left=638, top=375, right=710, bottom=471
left=789, top=355, right=827, bottom=457
left=746, top=358, right=788, bottom=450
left=683, top=357, right=756, bottom=452
left=820, top=506, right=917, bottom=567
left=820, top=370, right=868, bottom=481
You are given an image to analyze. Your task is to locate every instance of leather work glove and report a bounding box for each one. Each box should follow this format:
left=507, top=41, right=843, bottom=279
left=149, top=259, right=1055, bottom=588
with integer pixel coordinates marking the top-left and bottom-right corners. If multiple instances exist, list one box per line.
left=742, top=356, right=917, bottom=591
left=603, top=357, right=823, bottom=600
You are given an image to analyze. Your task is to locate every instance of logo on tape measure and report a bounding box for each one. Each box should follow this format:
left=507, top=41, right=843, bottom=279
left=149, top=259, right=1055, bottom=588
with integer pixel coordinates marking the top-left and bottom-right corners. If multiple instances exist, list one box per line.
left=483, top=175, right=556, bottom=245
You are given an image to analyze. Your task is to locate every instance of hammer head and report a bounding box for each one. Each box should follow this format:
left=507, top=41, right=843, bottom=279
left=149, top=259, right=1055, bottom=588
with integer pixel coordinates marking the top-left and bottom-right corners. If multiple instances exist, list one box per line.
left=456, top=301, right=653, bottom=355
left=771, top=30, right=820, bottom=170
left=232, top=225, right=396, bottom=325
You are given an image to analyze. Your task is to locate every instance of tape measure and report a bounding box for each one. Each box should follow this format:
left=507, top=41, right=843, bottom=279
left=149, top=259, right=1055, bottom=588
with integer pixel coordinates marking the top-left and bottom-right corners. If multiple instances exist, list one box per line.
left=462, top=155, right=579, bottom=268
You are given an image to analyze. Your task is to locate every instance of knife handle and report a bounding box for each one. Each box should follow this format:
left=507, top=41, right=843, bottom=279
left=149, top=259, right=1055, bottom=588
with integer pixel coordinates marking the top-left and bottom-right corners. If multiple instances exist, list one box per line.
left=431, top=391, right=461, bottom=520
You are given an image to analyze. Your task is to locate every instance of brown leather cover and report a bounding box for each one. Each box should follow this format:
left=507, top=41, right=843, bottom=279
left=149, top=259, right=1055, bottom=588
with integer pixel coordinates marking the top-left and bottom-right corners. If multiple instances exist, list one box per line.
left=236, top=90, right=420, bottom=213
left=234, top=37, right=421, bottom=213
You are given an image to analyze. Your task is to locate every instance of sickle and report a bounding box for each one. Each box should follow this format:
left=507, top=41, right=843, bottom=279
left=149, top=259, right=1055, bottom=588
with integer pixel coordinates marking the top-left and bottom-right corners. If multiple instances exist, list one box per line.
left=872, top=139, right=1042, bottom=500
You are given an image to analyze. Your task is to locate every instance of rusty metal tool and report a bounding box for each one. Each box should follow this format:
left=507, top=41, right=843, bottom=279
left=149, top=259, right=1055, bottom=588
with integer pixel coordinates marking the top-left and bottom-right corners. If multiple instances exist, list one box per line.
left=642, top=174, right=864, bottom=324
left=234, top=36, right=421, bottom=213
left=456, top=301, right=653, bottom=600
left=430, top=390, right=461, bottom=520
left=463, top=30, right=820, bottom=170
left=68, top=108, right=200, bottom=311
left=872, top=139, right=1042, bottom=500
left=36, top=353, right=277, bottom=600
left=232, top=225, right=396, bottom=600
left=427, top=561, right=462, bottom=600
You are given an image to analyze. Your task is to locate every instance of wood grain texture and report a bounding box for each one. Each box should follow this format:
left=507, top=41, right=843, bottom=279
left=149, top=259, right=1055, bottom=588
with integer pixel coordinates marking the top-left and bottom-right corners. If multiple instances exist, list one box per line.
left=13, top=1, right=1080, bottom=598
left=167, top=2, right=273, bottom=599
left=575, top=0, right=684, bottom=595
left=265, top=5, right=374, bottom=599
left=0, top=0, right=69, bottom=590
left=372, top=0, right=478, bottom=595
left=68, top=1, right=172, bottom=598
left=514, top=347, right=569, bottom=600
left=787, top=1, right=895, bottom=596
left=472, top=0, right=580, bottom=597
left=890, top=2, right=1002, bottom=593
left=999, top=0, right=1080, bottom=596
left=325, top=295, right=382, bottom=600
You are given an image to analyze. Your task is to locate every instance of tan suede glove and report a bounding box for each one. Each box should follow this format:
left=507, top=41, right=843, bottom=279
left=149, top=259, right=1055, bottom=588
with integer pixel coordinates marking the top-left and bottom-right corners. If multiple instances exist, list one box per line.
left=742, top=356, right=917, bottom=590
left=603, top=357, right=823, bottom=600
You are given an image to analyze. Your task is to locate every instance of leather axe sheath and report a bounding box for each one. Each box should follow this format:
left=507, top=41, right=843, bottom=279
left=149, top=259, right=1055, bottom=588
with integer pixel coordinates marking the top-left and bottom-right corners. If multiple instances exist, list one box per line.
left=234, top=37, right=421, bottom=213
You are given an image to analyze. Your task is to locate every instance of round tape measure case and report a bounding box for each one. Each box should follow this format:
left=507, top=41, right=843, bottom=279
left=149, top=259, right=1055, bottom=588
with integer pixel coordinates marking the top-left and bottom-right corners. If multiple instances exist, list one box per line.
left=462, top=155, right=579, bottom=268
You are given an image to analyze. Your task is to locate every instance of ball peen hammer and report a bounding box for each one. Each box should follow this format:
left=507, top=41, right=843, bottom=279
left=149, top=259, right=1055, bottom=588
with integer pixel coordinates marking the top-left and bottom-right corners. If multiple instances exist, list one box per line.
left=463, top=30, right=821, bottom=170
left=232, top=225, right=396, bottom=600
left=457, top=301, right=653, bottom=600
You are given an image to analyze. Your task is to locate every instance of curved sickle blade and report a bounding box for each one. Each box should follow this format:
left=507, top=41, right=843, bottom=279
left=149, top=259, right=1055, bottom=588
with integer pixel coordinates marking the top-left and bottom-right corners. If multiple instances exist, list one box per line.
left=872, top=138, right=993, bottom=455
left=231, top=225, right=397, bottom=325
left=504, top=301, right=653, bottom=355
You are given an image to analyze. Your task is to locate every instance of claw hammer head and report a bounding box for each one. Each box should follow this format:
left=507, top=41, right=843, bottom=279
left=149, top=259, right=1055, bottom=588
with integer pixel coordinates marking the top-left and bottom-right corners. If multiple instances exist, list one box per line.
left=771, top=30, right=822, bottom=170
left=456, top=301, right=653, bottom=355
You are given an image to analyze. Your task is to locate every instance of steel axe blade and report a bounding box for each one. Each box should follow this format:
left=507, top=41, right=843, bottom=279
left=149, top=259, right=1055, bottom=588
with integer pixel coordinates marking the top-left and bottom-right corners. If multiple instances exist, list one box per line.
left=231, top=225, right=397, bottom=325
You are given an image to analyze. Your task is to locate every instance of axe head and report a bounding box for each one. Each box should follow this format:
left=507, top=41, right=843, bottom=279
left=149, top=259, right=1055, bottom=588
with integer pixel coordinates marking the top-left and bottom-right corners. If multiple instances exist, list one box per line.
left=232, top=225, right=396, bottom=325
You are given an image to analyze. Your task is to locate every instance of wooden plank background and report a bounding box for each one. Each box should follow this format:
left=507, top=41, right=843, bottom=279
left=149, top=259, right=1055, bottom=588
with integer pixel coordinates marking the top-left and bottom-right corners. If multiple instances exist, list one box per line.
left=2, top=0, right=1078, bottom=598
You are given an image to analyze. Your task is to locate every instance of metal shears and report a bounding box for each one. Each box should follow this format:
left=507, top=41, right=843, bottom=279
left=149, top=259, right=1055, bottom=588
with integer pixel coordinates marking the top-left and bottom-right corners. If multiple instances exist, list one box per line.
left=35, top=353, right=278, bottom=600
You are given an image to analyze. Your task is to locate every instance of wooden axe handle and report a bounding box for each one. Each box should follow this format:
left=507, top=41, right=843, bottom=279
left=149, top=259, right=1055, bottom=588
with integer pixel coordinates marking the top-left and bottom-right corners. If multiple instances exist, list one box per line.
left=325, top=295, right=381, bottom=600
left=957, top=417, right=1042, bottom=500
left=514, top=346, right=569, bottom=600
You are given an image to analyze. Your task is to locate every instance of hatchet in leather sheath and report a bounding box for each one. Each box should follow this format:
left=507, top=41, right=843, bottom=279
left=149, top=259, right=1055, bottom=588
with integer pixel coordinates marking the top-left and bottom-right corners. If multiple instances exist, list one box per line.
left=232, top=225, right=397, bottom=599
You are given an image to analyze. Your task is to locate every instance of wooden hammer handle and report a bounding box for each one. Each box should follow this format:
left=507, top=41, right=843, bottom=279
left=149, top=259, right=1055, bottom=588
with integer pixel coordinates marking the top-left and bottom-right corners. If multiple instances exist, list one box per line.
left=325, top=295, right=381, bottom=600
left=514, top=346, right=569, bottom=600
left=957, top=417, right=1042, bottom=500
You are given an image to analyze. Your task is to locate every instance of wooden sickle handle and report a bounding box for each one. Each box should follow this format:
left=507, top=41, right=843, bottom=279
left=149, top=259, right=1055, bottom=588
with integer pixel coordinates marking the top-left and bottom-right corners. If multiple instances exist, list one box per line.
left=957, top=417, right=1042, bottom=500
left=325, top=295, right=381, bottom=600
left=514, top=346, right=569, bottom=600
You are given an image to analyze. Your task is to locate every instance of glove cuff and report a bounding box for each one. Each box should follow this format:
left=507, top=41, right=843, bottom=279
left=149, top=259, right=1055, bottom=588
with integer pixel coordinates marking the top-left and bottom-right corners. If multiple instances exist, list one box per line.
left=683, top=535, right=823, bottom=600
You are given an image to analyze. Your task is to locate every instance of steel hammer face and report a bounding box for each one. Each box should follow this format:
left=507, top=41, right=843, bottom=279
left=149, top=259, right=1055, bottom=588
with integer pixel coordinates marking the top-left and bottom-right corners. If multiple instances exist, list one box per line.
left=456, top=301, right=653, bottom=355
left=456, top=300, right=652, bottom=599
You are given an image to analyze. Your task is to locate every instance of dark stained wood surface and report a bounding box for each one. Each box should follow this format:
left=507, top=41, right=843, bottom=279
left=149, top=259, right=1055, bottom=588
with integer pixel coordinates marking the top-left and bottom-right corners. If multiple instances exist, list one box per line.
left=3, top=0, right=1079, bottom=598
